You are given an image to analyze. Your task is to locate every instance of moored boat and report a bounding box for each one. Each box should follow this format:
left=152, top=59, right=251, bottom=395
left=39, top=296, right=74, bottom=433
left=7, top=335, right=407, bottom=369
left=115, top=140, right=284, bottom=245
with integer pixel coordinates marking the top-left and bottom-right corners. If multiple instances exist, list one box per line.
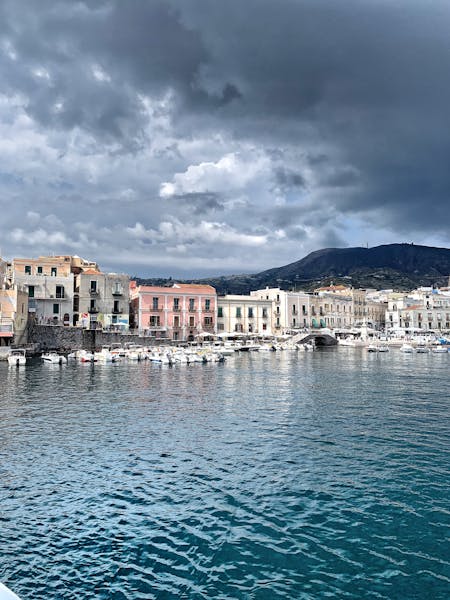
left=42, top=352, right=67, bottom=364
left=7, top=349, right=27, bottom=367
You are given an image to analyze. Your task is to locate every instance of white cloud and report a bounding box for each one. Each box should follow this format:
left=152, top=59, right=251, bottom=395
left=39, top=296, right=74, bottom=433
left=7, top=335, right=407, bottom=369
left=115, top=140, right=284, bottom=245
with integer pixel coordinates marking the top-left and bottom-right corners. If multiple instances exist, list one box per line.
left=127, top=219, right=268, bottom=247
left=159, top=151, right=270, bottom=197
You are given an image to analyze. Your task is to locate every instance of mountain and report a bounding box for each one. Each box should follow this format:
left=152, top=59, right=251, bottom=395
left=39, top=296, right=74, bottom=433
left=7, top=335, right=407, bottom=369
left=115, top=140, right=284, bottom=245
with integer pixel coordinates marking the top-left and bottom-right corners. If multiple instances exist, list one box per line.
left=135, top=243, right=450, bottom=294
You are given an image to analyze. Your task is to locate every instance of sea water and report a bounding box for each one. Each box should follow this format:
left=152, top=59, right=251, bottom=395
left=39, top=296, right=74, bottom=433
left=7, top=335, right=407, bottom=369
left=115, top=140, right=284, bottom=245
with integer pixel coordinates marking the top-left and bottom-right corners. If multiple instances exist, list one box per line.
left=0, top=348, right=449, bottom=599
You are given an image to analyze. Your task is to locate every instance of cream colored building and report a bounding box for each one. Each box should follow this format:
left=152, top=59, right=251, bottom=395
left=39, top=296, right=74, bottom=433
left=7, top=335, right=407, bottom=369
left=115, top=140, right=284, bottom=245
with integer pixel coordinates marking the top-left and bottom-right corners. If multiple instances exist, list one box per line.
left=250, top=287, right=311, bottom=332
left=0, top=286, right=28, bottom=346
left=217, top=295, right=273, bottom=335
left=8, top=256, right=75, bottom=325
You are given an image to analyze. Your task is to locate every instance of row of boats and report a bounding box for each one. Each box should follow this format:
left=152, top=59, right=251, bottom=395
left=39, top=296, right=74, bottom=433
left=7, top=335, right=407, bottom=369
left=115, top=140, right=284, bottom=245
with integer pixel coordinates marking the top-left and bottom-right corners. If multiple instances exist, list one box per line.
left=366, top=343, right=450, bottom=354
left=6, top=340, right=316, bottom=367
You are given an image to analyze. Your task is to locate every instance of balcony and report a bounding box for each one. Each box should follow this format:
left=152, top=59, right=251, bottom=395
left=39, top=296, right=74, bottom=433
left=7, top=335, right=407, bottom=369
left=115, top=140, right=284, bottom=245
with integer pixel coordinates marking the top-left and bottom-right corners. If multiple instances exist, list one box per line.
left=151, top=307, right=163, bottom=312
left=88, top=307, right=99, bottom=314
left=172, top=307, right=181, bottom=312
left=112, top=289, right=123, bottom=296
left=203, top=308, right=212, bottom=312
left=188, top=307, right=196, bottom=312
left=89, top=289, right=99, bottom=297
left=112, top=308, right=122, bottom=314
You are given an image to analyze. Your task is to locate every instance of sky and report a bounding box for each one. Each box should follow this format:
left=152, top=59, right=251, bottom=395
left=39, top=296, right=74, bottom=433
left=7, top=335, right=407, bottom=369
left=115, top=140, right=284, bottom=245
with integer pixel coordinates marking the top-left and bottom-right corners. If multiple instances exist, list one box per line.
left=1, top=0, right=449, bottom=278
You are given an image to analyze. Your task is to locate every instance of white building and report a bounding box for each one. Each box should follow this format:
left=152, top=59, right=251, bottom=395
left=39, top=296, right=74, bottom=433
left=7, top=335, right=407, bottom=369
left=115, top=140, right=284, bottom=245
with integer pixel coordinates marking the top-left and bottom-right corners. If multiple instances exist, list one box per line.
left=250, top=287, right=311, bottom=332
left=217, top=295, right=273, bottom=336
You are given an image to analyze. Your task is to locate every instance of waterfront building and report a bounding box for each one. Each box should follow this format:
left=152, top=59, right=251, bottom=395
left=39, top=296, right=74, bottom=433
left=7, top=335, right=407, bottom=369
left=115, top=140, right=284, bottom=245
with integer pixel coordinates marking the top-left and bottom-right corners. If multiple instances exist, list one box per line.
left=250, top=288, right=310, bottom=332
left=314, top=286, right=386, bottom=330
left=386, top=287, right=450, bottom=333
left=8, top=256, right=75, bottom=326
left=130, top=283, right=217, bottom=341
left=0, top=285, right=28, bottom=346
left=75, top=269, right=130, bottom=331
left=217, top=295, right=273, bottom=336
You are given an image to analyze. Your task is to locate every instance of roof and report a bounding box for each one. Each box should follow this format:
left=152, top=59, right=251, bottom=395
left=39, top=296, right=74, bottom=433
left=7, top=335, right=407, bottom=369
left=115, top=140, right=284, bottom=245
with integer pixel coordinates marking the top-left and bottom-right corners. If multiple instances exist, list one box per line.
left=81, top=268, right=102, bottom=275
left=137, top=283, right=216, bottom=294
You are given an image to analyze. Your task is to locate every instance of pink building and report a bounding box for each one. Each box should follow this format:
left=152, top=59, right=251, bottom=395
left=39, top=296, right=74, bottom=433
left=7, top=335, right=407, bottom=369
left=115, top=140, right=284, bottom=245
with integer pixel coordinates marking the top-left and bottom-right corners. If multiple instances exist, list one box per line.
left=130, top=282, right=217, bottom=341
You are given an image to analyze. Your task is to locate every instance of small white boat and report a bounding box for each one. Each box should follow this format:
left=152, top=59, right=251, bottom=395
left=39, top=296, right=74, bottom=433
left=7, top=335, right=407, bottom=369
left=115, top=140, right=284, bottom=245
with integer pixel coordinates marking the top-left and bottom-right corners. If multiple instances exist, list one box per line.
left=432, top=346, right=448, bottom=354
left=7, top=349, right=27, bottom=367
left=42, top=352, right=67, bottom=364
left=400, top=344, right=415, bottom=353
left=367, top=344, right=389, bottom=353
left=416, top=345, right=430, bottom=354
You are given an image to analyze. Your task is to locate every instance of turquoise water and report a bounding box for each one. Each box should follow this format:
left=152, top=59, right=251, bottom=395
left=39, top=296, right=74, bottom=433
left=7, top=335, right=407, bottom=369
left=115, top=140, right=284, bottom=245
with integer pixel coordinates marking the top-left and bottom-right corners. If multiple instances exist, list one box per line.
left=0, top=349, right=449, bottom=599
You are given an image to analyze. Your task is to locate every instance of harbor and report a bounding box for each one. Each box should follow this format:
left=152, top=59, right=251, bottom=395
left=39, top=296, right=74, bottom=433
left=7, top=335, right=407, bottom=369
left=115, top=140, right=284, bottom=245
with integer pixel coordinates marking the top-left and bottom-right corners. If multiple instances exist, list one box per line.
left=1, top=347, right=449, bottom=599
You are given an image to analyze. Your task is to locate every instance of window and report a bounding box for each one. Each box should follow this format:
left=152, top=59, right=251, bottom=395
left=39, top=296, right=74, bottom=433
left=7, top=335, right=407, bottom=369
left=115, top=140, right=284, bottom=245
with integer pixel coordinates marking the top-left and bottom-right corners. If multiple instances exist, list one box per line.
left=56, top=285, right=64, bottom=299
left=292, top=306, right=296, bottom=315
left=189, top=316, right=195, bottom=327
left=53, top=303, right=59, bottom=314
left=90, top=299, right=96, bottom=310
left=217, top=307, right=223, bottom=318
left=173, top=316, right=180, bottom=327
left=37, top=266, right=43, bottom=274
left=205, top=299, right=211, bottom=311
left=51, top=267, right=57, bottom=276
left=189, top=298, right=195, bottom=311
left=150, top=315, right=160, bottom=326
left=293, top=318, right=296, bottom=326
left=262, top=308, right=268, bottom=318
left=236, top=307, right=242, bottom=318
left=204, top=316, right=212, bottom=326
left=173, top=297, right=179, bottom=311
left=152, top=297, right=159, bottom=310
left=28, top=285, right=35, bottom=298
left=113, top=300, right=120, bottom=313
left=25, top=265, right=31, bottom=275
left=248, top=307, right=254, bottom=318
left=90, top=281, right=97, bottom=293
left=276, top=294, right=280, bottom=302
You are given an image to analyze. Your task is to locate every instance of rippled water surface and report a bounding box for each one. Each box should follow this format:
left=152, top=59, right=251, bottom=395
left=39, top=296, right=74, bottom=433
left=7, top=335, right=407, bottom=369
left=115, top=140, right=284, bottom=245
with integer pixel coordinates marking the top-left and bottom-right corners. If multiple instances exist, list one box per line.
left=1, top=348, right=449, bottom=599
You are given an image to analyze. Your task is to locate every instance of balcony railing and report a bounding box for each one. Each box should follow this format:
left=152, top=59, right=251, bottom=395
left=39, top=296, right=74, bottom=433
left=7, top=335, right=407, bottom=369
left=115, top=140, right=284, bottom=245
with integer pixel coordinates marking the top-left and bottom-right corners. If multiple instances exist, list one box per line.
left=112, top=289, right=123, bottom=296
left=172, top=307, right=181, bottom=312
left=189, top=307, right=196, bottom=312
left=90, top=290, right=99, bottom=297
left=112, top=308, right=122, bottom=314
left=151, top=307, right=163, bottom=312
left=88, top=307, right=99, bottom=314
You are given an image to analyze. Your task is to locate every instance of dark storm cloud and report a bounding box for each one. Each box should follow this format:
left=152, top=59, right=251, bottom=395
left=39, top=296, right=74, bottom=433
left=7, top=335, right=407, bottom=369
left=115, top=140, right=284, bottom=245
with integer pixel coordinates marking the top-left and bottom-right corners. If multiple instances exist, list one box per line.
left=1, top=0, right=449, bottom=274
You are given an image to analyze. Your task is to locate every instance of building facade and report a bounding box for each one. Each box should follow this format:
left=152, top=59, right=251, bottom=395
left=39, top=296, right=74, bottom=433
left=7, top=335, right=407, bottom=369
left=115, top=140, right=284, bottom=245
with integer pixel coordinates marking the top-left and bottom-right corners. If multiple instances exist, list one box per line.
left=75, top=269, right=130, bottom=331
left=0, top=286, right=29, bottom=346
left=217, top=295, right=273, bottom=336
left=130, top=283, right=217, bottom=341
left=386, top=288, right=450, bottom=333
left=8, top=256, right=74, bottom=326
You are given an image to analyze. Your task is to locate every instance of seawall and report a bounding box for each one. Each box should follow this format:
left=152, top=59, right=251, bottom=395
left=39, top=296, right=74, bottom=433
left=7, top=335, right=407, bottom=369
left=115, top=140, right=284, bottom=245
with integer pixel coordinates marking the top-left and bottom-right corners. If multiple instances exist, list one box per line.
left=26, top=324, right=160, bottom=353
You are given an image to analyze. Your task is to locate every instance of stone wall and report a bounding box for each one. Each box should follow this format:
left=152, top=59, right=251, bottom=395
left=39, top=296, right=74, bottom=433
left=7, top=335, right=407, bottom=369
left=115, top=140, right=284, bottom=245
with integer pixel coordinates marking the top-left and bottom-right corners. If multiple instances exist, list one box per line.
left=26, top=324, right=163, bottom=353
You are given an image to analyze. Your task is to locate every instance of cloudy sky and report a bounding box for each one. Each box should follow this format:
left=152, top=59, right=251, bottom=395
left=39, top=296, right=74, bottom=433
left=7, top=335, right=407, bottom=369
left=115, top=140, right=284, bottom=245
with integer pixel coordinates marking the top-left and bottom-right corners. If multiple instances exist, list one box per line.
left=1, top=0, right=449, bottom=277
